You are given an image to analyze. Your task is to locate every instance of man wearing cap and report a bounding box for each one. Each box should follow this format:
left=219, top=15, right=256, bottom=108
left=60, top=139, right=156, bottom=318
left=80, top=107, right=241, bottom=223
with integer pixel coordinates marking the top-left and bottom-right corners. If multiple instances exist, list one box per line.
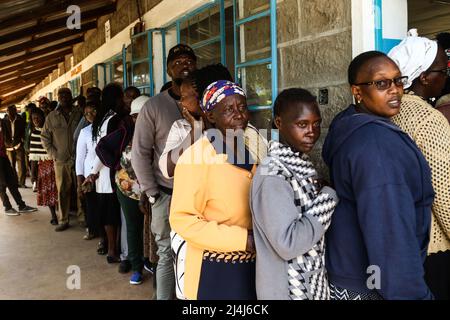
left=132, top=44, right=197, bottom=299
left=41, top=88, right=83, bottom=232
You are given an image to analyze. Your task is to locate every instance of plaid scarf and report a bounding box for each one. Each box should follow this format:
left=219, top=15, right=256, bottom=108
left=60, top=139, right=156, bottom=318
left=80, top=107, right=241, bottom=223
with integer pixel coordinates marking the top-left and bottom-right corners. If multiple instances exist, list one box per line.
left=266, top=141, right=337, bottom=300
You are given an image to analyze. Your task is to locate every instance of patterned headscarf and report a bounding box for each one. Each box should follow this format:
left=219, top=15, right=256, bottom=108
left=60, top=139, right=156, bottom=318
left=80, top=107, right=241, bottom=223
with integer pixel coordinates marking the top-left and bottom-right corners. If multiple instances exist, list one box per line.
left=201, top=80, right=246, bottom=112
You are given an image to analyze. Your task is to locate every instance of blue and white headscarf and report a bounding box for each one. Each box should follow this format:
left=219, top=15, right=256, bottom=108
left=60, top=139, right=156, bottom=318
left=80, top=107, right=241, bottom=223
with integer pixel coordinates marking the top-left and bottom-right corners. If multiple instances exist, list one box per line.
left=200, top=80, right=246, bottom=112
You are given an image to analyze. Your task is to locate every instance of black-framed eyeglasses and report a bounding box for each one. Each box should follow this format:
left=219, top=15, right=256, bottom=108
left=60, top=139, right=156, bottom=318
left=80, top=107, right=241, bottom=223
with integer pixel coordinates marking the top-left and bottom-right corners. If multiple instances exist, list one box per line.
left=428, top=68, right=450, bottom=77
left=355, top=76, right=409, bottom=90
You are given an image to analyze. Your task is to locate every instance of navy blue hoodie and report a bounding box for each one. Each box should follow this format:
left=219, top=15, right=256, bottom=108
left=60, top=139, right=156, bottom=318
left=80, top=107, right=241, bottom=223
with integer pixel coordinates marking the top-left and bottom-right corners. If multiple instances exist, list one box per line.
left=322, top=105, right=434, bottom=300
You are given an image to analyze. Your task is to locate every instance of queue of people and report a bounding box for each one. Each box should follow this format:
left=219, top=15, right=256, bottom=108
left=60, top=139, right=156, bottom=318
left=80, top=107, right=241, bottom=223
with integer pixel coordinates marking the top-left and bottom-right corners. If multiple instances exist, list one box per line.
left=1, top=30, right=450, bottom=300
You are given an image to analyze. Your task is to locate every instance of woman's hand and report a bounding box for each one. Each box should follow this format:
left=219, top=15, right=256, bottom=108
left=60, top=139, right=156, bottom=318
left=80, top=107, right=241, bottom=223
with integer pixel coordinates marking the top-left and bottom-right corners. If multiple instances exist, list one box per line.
left=84, top=173, right=99, bottom=185
left=182, top=107, right=198, bottom=128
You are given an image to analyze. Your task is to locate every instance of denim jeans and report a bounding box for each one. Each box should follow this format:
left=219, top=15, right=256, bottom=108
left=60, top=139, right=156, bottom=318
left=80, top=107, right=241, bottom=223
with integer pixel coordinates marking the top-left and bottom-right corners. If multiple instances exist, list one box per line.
left=151, top=192, right=174, bottom=300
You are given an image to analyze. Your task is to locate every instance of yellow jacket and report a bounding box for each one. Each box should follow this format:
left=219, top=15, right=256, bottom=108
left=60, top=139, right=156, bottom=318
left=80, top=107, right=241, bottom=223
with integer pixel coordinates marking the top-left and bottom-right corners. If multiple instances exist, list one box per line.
left=169, top=136, right=255, bottom=299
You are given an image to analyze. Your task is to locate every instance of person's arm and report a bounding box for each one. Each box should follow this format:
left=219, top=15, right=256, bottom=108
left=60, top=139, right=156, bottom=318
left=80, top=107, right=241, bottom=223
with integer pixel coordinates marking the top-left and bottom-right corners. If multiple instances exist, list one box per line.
left=350, top=137, right=433, bottom=300
left=415, top=113, right=450, bottom=240
left=131, top=102, right=159, bottom=198
left=40, top=116, right=57, bottom=159
left=169, top=149, right=248, bottom=253
left=251, top=175, right=332, bottom=260
left=12, top=116, right=25, bottom=146
left=75, top=129, right=87, bottom=178
left=355, top=184, right=433, bottom=300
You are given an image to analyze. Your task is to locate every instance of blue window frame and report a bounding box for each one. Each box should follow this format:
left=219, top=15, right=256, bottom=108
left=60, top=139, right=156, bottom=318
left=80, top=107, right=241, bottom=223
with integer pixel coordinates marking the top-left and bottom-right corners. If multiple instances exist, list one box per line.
left=131, top=30, right=154, bottom=95
left=177, top=0, right=227, bottom=67
left=233, top=0, right=277, bottom=112
left=129, top=0, right=278, bottom=106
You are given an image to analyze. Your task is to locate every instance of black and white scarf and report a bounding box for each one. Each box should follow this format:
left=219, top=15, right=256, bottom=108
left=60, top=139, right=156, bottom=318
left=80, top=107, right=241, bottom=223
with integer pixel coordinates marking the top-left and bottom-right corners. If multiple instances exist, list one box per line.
left=266, top=141, right=338, bottom=300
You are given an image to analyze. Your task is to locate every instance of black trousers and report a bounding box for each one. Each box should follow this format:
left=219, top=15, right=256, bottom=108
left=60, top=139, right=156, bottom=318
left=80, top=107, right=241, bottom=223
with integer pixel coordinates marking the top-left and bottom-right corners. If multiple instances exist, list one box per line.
left=30, top=160, right=39, bottom=184
left=0, top=157, right=25, bottom=209
left=85, top=190, right=102, bottom=236
left=425, top=250, right=450, bottom=300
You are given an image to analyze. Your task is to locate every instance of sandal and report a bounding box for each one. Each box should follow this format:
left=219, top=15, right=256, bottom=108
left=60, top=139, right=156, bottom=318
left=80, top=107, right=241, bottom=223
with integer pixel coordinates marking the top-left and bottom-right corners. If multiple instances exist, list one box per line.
left=97, top=241, right=107, bottom=255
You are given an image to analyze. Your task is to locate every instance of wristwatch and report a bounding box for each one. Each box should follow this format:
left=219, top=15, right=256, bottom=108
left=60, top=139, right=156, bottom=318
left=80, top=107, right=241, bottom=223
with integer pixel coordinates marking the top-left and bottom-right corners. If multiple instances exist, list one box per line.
left=149, top=193, right=160, bottom=205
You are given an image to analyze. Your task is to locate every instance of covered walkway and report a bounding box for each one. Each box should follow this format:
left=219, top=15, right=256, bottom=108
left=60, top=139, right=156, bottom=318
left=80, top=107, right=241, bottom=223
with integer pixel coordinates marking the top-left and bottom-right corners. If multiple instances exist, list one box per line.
left=0, top=181, right=153, bottom=300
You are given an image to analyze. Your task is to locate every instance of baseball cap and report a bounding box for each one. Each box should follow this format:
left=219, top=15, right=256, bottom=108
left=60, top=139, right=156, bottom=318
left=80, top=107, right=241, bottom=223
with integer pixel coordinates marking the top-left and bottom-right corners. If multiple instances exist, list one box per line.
left=167, top=44, right=196, bottom=65
left=130, top=95, right=150, bottom=115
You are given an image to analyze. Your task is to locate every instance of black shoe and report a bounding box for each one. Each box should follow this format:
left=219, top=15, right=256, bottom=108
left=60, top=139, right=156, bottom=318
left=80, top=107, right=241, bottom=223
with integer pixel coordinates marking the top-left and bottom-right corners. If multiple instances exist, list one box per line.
left=50, top=218, right=58, bottom=226
left=144, top=259, right=156, bottom=274
left=118, top=260, right=132, bottom=273
left=4, top=208, right=20, bottom=216
left=107, top=256, right=120, bottom=264
left=55, top=223, right=69, bottom=232
left=18, top=205, right=37, bottom=213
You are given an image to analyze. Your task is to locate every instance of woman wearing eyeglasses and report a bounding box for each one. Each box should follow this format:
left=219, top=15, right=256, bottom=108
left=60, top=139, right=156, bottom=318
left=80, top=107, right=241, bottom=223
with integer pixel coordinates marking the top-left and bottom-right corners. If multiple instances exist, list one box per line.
left=75, top=101, right=101, bottom=241
left=388, top=31, right=450, bottom=300
left=322, top=50, right=434, bottom=300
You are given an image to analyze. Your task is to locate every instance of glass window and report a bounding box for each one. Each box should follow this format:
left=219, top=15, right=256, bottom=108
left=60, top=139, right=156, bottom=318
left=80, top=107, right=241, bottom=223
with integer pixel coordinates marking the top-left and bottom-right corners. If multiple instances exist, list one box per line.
left=138, top=87, right=151, bottom=95
left=132, top=62, right=150, bottom=87
left=132, top=33, right=149, bottom=61
left=70, top=77, right=81, bottom=97
left=194, top=41, right=222, bottom=68
left=180, top=6, right=221, bottom=46
left=236, top=15, right=271, bottom=64
left=238, top=63, right=272, bottom=107
left=236, top=0, right=269, bottom=19
left=112, top=59, right=124, bottom=85
left=249, top=108, right=272, bottom=134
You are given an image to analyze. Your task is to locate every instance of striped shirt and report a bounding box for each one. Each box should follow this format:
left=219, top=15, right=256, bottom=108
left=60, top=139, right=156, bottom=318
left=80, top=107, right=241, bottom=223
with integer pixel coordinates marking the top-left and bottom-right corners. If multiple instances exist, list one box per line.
left=29, top=127, right=49, bottom=161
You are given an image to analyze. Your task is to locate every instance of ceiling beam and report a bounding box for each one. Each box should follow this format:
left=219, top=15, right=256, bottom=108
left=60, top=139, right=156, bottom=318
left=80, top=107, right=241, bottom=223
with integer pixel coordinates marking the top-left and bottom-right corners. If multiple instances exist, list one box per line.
left=0, top=76, right=46, bottom=96
left=0, top=21, right=96, bottom=57
left=0, top=2, right=116, bottom=45
left=0, top=66, right=56, bottom=89
left=0, top=50, right=68, bottom=74
left=0, top=94, right=28, bottom=108
left=0, top=64, right=57, bottom=83
left=0, top=45, right=74, bottom=69
left=0, top=0, right=96, bottom=30
left=0, top=86, right=37, bottom=99
left=0, top=77, right=45, bottom=97
left=0, top=57, right=64, bottom=81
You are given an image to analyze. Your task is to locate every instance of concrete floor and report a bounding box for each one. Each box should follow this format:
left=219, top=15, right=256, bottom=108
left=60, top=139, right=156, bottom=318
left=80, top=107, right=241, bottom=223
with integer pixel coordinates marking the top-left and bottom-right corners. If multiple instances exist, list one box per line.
left=0, top=181, right=153, bottom=300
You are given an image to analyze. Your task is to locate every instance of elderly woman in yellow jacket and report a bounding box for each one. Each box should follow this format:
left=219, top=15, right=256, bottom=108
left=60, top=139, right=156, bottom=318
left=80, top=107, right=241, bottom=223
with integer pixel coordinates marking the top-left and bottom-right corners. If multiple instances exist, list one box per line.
left=169, top=81, right=258, bottom=300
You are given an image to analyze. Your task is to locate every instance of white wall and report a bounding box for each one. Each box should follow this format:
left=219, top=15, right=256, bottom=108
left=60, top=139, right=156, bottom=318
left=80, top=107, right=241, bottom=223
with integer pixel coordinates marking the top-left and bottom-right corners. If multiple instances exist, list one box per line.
left=30, top=0, right=211, bottom=101
left=382, top=0, right=408, bottom=40
left=351, top=0, right=375, bottom=58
